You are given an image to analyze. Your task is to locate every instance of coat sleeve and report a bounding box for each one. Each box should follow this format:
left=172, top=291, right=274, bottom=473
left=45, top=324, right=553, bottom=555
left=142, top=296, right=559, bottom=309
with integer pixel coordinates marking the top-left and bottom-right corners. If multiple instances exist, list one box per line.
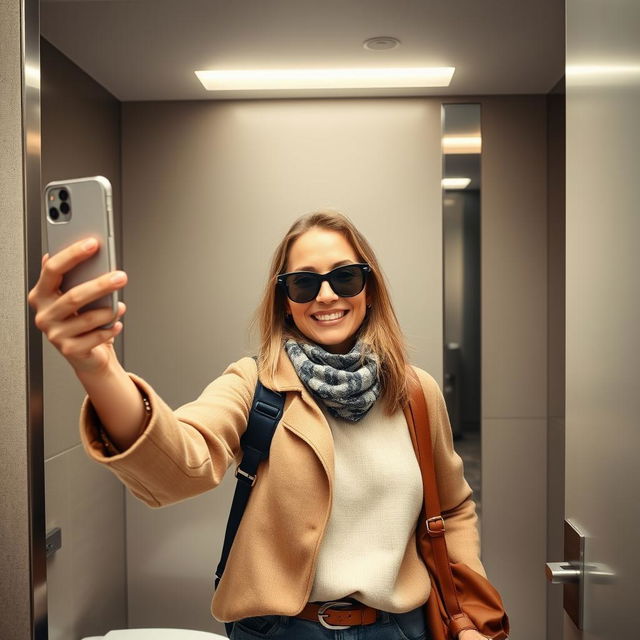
left=78, top=356, right=258, bottom=507
left=414, top=366, right=487, bottom=578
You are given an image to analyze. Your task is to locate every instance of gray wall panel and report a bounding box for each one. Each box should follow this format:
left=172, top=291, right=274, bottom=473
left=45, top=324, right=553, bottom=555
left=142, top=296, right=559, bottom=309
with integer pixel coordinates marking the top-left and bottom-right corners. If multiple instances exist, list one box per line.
left=546, top=86, right=565, bottom=640
left=41, top=37, right=124, bottom=459
left=565, top=0, right=640, bottom=635
left=40, top=38, right=127, bottom=638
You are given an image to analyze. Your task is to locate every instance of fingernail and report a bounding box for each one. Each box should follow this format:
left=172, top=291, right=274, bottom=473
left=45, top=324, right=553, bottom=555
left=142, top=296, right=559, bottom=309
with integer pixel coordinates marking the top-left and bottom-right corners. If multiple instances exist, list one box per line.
left=83, top=238, right=97, bottom=251
left=110, top=271, right=126, bottom=283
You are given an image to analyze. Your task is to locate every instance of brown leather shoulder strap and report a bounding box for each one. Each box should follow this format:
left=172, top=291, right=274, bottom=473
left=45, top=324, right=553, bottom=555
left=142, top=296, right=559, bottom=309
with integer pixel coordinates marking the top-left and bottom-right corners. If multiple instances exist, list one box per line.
left=404, top=366, right=475, bottom=634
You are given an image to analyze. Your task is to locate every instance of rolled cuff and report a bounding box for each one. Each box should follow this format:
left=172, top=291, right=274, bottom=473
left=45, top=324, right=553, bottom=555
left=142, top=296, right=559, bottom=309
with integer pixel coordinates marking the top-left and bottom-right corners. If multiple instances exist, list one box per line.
left=79, top=372, right=154, bottom=462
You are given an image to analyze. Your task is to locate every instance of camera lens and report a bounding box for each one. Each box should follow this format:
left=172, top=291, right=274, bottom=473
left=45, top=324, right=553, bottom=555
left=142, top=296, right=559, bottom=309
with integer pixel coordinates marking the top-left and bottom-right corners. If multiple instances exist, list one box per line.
left=59, top=189, right=69, bottom=201
left=49, top=207, right=59, bottom=220
left=60, top=202, right=70, bottom=214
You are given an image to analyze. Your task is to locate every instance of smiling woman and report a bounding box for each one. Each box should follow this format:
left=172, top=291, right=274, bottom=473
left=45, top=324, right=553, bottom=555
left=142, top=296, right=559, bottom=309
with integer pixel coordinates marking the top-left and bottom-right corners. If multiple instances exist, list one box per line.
left=251, top=210, right=414, bottom=417
left=29, top=200, right=500, bottom=639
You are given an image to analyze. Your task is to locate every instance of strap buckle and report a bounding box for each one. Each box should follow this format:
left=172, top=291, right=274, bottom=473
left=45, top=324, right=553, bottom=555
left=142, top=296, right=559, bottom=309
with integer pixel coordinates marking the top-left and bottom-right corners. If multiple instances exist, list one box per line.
left=235, top=466, right=256, bottom=486
left=426, top=515, right=445, bottom=535
left=317, top=601, right=355, bottom=630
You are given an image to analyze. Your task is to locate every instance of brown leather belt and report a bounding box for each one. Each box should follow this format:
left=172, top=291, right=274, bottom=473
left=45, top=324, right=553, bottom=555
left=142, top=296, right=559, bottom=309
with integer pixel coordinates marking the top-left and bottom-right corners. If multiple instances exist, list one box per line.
left=296, top=600, right=381, bottom=630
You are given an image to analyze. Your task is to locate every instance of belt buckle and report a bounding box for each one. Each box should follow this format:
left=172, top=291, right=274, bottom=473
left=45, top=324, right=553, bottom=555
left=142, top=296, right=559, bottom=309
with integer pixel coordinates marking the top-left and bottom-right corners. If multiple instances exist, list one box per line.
left=317, top=600, right=355, bottom=630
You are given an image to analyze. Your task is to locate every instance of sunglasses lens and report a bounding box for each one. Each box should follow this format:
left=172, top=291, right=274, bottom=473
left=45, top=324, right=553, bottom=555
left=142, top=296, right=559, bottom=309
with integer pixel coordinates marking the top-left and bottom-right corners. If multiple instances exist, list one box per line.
left=330, top=265, right=366, bottom=297
left=287, top=273, right=319, bottom=303
left=284, top=265, right=366, bottom=303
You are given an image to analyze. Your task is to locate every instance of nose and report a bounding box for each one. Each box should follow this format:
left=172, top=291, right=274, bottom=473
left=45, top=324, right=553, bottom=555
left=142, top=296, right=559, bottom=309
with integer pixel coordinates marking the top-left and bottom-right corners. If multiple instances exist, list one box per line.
left=316, top=279, right=339, bottom=302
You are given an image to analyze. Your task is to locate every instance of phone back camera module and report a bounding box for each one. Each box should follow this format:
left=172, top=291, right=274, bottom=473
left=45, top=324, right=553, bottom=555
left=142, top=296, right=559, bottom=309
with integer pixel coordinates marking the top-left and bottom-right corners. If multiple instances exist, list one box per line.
left=48, top=187, right=72, bottom=222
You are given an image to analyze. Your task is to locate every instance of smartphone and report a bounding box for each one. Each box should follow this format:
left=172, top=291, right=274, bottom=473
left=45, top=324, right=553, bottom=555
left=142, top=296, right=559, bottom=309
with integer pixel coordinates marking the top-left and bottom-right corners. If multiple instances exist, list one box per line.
left=44, top=176, right=118, bottom=326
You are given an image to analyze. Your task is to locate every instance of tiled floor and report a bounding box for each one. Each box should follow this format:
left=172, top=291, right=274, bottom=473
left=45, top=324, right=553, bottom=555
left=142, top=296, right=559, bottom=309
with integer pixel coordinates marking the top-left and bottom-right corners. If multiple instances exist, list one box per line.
left=453, top=429, right=482, bottom=533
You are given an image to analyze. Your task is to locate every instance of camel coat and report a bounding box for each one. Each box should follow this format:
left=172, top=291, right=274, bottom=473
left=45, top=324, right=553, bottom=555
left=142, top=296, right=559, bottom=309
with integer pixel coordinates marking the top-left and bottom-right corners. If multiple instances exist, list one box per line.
left=79, top=347, right=485, bottom=622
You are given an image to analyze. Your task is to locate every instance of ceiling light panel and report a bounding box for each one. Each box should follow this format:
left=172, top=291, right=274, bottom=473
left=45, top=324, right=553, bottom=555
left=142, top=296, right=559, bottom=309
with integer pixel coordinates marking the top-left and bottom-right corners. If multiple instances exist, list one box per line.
left=195, top=67, right=455, bottom=91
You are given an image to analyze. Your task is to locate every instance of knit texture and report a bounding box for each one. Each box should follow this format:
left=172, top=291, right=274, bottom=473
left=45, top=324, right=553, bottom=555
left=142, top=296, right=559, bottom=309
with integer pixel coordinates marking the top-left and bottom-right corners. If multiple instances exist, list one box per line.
left=283, top=338, right=381, bottom=422
left=308, top=398, right=431, bottom=612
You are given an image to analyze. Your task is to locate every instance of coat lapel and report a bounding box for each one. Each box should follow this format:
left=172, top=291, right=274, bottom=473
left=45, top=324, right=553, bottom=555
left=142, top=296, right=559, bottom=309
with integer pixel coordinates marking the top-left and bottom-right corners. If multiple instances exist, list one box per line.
left=403, top=366, right=422, bottom=460
left=259, top=354, right=422, bottom=493
left=260, top=347, right=335, bottom=490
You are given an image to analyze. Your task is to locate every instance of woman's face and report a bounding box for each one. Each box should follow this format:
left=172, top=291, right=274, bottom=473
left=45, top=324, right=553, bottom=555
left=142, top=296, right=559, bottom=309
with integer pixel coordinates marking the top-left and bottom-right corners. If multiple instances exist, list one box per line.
left=284, top=227, right=370, bottom=354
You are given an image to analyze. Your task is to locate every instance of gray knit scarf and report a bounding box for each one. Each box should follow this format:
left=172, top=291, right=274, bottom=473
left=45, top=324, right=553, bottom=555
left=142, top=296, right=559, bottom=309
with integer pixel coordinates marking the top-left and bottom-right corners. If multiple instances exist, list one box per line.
left=284, top=337, right=382, bottom=422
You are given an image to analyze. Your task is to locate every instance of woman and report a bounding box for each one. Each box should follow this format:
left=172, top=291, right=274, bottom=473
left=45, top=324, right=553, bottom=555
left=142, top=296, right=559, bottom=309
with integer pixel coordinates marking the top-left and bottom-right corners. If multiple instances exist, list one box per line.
left=29, top=210, right=492, bottom=640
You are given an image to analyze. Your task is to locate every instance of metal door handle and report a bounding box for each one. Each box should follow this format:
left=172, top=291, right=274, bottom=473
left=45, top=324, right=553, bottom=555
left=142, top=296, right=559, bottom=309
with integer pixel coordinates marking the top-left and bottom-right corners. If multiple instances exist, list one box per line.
left=545, top=561, right=580, bottom=584
left=547, top=560, right=615, bottom=585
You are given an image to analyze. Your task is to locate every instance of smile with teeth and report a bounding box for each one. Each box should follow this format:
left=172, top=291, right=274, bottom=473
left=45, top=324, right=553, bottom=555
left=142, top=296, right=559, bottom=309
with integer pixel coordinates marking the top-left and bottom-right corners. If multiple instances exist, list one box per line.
left=312, top=310, right=348, bottom=323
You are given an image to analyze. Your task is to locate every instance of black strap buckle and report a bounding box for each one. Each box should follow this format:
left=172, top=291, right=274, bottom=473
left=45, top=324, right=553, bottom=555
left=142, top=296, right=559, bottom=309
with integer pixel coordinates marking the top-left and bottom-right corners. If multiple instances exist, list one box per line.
left=235, top=465, right=256, bottom=486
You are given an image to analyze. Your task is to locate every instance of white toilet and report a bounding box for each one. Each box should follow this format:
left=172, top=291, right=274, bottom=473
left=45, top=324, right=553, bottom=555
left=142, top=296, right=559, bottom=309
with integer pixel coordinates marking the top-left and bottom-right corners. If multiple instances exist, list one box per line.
left=82, top=630, right=226, bottom=639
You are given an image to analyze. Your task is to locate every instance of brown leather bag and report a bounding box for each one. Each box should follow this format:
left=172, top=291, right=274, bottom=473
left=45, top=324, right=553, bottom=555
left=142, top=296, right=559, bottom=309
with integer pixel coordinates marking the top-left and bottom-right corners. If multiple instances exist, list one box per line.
left=402, top=369, right=510, bottom=640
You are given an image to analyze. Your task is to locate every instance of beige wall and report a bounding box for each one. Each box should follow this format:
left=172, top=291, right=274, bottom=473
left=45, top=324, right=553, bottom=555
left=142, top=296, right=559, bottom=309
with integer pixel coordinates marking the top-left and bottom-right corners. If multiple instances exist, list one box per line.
left=0, top=2, right=34, bottom=638
left=120, top=95, right=549, bottom=640
left=40, top=38, right=127, bottom=639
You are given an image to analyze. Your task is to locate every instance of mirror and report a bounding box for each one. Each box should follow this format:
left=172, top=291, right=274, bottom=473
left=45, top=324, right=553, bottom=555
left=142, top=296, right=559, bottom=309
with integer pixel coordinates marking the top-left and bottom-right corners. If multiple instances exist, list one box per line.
left=442, top=103, right=482, bottom=528
left=28, top=1, right=564, bottom=638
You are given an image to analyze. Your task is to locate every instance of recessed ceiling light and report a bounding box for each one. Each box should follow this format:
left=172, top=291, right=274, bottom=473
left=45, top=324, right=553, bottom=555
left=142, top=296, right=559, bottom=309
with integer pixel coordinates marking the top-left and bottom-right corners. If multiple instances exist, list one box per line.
left=442, top=178, right=471, bottom=189
left=195, top=67, right=455, bottom=91
left=363, top=37, right=401, bottom=51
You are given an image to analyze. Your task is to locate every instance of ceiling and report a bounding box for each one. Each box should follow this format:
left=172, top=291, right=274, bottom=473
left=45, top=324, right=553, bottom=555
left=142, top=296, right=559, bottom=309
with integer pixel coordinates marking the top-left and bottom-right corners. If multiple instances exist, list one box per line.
left=41, top=0, right=565, bottom=102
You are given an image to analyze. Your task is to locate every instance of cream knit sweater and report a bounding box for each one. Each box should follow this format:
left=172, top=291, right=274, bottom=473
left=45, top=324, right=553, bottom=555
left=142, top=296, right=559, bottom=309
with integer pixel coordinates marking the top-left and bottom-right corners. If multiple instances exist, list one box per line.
left=308, top=398, right=433, bottom=612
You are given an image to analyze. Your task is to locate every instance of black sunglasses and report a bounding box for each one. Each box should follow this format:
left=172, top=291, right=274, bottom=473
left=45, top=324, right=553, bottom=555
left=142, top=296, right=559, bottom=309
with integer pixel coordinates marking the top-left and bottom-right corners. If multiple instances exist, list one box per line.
left=277, top=263, right=371, bottom=303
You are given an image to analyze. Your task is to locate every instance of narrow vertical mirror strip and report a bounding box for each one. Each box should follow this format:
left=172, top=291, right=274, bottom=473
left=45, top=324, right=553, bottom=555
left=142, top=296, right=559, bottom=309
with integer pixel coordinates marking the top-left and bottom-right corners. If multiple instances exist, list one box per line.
left=442, top=103, right=482, bottom=531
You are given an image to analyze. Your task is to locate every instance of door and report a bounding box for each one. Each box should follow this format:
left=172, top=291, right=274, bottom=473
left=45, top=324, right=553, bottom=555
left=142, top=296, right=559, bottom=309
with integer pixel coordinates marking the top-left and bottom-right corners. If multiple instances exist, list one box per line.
left=562, top=0, right=640, bottom=637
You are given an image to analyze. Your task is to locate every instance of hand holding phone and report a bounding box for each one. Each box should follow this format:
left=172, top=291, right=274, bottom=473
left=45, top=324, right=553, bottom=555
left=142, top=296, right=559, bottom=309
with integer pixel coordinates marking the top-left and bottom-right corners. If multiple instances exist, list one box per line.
left=28, top=176, right=127, bottom=374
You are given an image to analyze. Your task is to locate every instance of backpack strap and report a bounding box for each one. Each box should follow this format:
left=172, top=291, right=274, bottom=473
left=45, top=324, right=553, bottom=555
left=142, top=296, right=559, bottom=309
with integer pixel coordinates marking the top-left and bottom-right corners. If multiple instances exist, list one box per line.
left=214, top=355, right=285, bottom=594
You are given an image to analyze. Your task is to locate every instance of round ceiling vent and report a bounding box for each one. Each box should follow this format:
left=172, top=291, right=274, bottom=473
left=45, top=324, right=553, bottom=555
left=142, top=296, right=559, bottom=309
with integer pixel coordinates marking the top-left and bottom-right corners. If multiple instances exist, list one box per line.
left=363, top=36, right=401, bottom=51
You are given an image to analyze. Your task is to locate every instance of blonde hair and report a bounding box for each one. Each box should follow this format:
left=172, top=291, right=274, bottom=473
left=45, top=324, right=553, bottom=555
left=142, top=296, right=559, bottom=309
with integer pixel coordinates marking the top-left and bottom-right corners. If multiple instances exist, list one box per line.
left=248, top=209, right=414, bottom=415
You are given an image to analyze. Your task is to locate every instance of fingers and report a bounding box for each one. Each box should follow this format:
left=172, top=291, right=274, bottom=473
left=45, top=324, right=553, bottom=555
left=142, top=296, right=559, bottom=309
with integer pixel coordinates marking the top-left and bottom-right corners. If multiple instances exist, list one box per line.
left=29, top=237, right=99, bottom=306
left=46, top=303, right=126, bottom=362
left=35, top=269, right=127, bottom=333
left=28, top=253, right=51, bottom=309
left=58, top=320, right=123, bottom=362
left=47, top=302, right=126, bottom=345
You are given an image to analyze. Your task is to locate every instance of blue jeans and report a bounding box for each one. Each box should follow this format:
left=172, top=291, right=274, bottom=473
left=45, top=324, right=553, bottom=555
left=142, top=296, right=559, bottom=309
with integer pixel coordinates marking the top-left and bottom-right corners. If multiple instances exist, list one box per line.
left=229, top=603, right=429, bottom=640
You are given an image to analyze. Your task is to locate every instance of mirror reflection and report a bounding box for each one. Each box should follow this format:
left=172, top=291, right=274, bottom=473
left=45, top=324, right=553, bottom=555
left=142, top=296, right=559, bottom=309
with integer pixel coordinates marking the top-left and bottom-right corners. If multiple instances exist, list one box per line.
left=442, top=103, right=482, bottom=529
left=33, top=2, right=563, bottom=639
